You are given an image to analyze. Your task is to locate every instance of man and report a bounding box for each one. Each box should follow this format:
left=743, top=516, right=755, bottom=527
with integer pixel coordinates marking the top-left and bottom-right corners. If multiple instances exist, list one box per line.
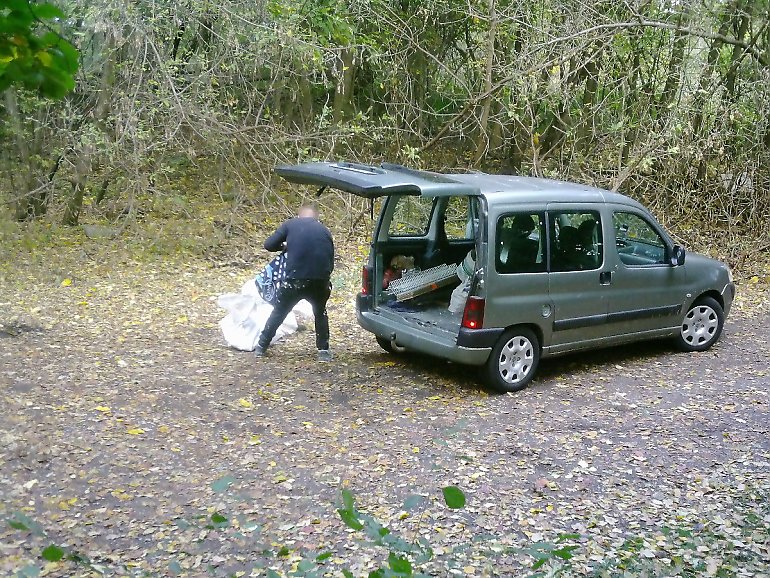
left=254, top=204, right=335, bottom=361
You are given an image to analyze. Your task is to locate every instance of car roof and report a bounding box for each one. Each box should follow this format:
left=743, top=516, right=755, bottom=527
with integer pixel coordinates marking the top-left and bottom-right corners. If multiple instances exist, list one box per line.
left=447, top=172, right=644, bottom=208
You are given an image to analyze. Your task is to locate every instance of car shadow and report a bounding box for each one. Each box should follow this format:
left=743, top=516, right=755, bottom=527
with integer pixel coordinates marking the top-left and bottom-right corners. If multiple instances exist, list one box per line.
left=367, top=338, right=678, bottom=395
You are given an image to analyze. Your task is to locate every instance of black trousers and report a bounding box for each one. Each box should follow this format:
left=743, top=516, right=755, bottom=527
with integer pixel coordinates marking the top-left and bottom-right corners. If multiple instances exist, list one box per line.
left=258, top=279, right=331, bottom=351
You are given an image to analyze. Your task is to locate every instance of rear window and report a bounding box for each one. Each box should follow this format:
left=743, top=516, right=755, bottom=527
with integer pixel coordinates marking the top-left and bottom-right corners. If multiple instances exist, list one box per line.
left=388, top=195, right=434, bottom=237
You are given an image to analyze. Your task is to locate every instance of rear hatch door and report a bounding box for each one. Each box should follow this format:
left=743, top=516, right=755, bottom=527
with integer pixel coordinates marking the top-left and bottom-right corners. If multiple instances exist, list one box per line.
left=275, top=161, right=481, bottom=198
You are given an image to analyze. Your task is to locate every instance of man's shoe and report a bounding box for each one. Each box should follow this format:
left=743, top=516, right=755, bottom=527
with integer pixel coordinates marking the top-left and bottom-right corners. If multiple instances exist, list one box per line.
left=254, top=345, right=266, bottom=358
left=317, top=349, right=333, bottom=362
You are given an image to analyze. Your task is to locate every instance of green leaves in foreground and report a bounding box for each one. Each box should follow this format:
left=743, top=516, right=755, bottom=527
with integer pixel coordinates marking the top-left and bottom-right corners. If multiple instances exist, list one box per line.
left=337, top=488, right=364, bottom=530
left=41, top=544, right=65, bottom=562
left=441, top=486, right=466, bottom=509
left=0, top=1, right=80, bottom=98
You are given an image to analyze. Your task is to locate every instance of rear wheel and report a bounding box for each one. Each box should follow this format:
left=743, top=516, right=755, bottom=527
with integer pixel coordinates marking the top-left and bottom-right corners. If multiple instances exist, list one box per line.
left=676, top=297, right=724, bottom=352
left=484, top=327, right=540, bottom=393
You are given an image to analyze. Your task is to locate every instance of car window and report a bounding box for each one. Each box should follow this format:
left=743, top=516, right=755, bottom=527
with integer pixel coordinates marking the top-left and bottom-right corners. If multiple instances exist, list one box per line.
left=613, top=212, right=667, bottom=265
left=549, top=211, right=603, bottom=271
left=444, top=196, right=474, bottom=240
left=496, top=213, right=546, bottom=273
left=388, top=195, right=434, bottom=237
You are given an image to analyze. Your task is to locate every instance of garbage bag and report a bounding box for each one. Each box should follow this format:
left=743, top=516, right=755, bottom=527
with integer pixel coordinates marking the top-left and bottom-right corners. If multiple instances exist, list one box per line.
left=218, top=276, right=312, bottom=351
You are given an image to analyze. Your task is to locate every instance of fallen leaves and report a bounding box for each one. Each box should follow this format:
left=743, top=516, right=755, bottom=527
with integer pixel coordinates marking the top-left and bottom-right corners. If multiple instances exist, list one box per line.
left=1, top=239, right=768, bottom=578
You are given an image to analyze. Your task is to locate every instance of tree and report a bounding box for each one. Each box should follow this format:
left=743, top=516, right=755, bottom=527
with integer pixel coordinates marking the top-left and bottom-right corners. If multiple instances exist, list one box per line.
left=0, top=0, right=79, bottom=98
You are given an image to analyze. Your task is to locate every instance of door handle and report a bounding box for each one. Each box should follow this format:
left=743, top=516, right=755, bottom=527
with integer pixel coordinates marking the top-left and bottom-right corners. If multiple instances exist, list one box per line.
left=600, top=271, right=612, bottom=285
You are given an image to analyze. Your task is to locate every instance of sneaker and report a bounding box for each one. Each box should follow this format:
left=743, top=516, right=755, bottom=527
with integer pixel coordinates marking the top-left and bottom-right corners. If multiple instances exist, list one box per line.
left=254, top=345, right=266, bottom=358
left=317, top=349, right=333, bottom=362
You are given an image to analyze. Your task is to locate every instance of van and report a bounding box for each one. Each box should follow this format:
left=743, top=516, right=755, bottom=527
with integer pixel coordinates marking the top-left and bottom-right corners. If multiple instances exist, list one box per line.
left=276, top=162, right=736, bottom=392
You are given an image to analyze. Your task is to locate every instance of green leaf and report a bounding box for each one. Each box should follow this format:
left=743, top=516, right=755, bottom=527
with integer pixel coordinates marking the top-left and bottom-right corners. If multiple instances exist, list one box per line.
left=341, top=488, right=355, bottom=511
left=552, top=545, right=579, bottom=560
left=315, top=552, right=332, bottom=562
left=441, top=486, right=466, bottom=509
left=31, top=3, right=64, bottom=19
left=8, top=519, right=30, bottom=531
left=211, top=474, right=235, bottom=493
left=337, top=508, right=364, bottom=531
left=402, top=494, right=425, bottom=511
left=342, top=571, right=355, bottom=578
left=41, top=544, right=65, bottom=562
left=7, top=512, right=44, bottom=535
left=267, top=570, right=282, bottom=578
left=388, top=552, right=413, bottom=574
left=277, top=546, right=291, bottom=557
left=210, top=512, right=229, bottom=527
left=296, top=559, right=315, bottom=573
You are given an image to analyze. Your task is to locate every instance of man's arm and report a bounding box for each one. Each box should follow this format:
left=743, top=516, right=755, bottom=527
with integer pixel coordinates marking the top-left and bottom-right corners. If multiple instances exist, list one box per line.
left=264, top=222, right=288, bottom=252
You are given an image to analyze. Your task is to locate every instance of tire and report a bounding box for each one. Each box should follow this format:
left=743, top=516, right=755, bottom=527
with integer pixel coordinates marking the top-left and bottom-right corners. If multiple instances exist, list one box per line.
left=676, top=297, right=724, bottom=352
left=484, top=327, right=540, bottom=393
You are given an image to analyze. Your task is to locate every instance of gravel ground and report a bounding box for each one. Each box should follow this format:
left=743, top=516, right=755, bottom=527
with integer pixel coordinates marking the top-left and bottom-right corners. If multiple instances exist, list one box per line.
left=1, top=258, right=768, bottom=577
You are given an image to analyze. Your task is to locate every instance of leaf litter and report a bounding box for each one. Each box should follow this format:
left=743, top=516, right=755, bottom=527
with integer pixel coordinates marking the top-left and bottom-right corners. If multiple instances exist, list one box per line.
left=0, top=235, right=768, bottom=577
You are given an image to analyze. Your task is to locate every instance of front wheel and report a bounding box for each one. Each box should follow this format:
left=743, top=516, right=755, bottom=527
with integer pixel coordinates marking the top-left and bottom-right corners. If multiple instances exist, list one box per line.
left=484, top=328, right=540, bottom=393
left=675, top=297, right=724, bottom=352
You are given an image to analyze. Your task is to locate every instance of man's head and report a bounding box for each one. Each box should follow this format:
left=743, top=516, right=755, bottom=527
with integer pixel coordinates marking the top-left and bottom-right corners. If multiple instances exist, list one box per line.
left=298, top=204, right=319, bottom=219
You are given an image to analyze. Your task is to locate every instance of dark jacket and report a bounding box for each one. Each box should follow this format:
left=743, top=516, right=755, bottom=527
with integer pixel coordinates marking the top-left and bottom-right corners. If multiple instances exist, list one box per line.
left=264, top=217, right=334, bottom=280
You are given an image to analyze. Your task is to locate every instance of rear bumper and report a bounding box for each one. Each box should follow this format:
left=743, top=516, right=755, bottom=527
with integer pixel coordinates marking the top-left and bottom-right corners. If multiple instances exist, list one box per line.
left=356, top=296, right=490, bottom=366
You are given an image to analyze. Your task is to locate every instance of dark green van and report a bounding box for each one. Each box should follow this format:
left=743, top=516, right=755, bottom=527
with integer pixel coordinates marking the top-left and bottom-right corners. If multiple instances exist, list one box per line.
left=277, top=162, right=736, bottom=392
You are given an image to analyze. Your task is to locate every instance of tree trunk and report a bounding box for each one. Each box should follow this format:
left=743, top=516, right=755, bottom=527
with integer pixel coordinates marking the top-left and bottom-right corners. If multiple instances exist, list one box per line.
left=332, top=48, right=356, bottom=124
left=724, top=3, right=751, bottom=98
left=62, top=145, right=93, bottom=226
left=5, top=90, right=45, bottom=221
left=473, top=0, right=498, bottom=165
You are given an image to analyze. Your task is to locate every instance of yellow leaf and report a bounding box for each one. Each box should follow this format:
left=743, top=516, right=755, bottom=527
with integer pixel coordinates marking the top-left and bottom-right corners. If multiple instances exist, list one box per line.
left=61, top=278, right=72, bottom=287
left=158, top=425, right=170, bottom=433
left=94, top=406, right=111, bottom=413
left=749, top=276, right=759, bottom=284
left=36, top=51, right=53, bottom=66
left=126, top=428, right=145, bottom=435
left=412, top=447, right=420, bottom=453
left=238, top=398, right=253, bottom=408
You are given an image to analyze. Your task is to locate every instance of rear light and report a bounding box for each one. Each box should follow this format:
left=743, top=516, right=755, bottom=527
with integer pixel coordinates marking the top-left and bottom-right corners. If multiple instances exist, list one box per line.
left=461, top=296, right=485, bottom=329
left=361, top=265, right=372, bottom=295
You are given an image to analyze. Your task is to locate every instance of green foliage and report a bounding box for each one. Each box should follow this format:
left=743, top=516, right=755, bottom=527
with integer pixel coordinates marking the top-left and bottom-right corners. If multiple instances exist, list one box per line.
left=441, top=485, right=466, bottom=509
left=7, top=479, right=770, bottom=577
left=0, top=0, right=79, bottom=98
left=40, top=544, right=64, bottom=562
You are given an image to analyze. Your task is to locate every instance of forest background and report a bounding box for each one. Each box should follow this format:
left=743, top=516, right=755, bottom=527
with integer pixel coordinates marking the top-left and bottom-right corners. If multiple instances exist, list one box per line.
left=1, top=0, right=769, bottom=274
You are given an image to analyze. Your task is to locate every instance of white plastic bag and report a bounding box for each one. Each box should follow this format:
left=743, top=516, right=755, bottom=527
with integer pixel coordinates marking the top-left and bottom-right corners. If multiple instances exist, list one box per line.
left=218, top=278, right=313, bottom=351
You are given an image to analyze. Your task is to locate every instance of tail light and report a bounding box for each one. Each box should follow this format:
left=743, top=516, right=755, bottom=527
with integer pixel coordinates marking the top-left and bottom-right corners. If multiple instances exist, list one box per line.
left=461, top=296, right=485, bottom=329
left=361, top=265, right=372, bottom=295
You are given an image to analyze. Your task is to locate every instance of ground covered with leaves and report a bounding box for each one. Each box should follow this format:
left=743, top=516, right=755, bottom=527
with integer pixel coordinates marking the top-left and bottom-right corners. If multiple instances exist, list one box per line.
left=1, top=224, right=769, bottom=578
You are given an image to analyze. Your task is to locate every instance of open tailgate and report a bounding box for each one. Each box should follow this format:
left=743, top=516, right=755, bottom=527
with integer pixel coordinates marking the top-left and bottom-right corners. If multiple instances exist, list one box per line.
left=275, top=161, right=480, bottom=198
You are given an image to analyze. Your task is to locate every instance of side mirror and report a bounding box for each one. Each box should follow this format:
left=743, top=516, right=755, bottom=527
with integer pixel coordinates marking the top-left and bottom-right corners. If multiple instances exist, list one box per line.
left=670, top=245, right=686, bottom=266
